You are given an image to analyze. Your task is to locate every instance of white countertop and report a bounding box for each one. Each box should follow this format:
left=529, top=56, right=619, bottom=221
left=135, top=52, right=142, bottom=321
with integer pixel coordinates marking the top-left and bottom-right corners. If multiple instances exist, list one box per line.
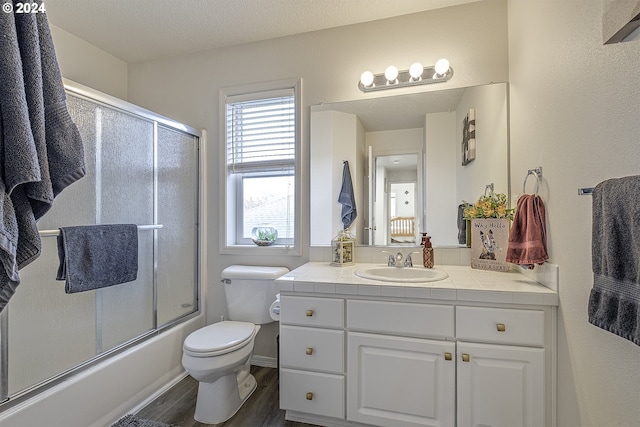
left=275, top=262, right=558, bottom=306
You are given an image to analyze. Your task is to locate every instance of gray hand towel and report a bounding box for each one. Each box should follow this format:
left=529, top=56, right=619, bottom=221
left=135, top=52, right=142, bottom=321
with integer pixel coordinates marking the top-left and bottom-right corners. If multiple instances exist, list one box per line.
left=588, top=176, right=640, bottom=346
left=56, top=225, right=139, bottom=294
left=458, top=203, right=468, bottom=245
left=338, top=161, right=357, bottom=230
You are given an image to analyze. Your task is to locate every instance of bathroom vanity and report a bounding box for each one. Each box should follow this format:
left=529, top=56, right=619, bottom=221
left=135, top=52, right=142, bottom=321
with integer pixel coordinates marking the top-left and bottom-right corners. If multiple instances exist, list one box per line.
left=275, top=262, right=558, bottom=427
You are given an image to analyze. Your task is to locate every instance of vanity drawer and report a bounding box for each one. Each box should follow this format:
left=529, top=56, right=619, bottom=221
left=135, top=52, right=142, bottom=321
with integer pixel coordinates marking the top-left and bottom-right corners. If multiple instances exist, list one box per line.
left=280, top=368, right=345, bottom=419
left=280, top=296, right=344, bottom=328
left=347, top=300, right=454, bottom=339
left=456, top=306, right=545, bottom=346
left=280, top=325, right=344, bottom=373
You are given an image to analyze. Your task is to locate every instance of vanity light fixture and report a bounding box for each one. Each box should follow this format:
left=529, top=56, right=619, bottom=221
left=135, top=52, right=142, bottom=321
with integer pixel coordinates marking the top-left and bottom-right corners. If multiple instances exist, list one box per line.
left=358, top=58, right=453, bottom=92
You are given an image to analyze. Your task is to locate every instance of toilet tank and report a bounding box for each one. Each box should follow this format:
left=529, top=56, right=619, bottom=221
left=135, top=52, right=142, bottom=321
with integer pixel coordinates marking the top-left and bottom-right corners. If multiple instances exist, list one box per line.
left=221, top=265, right=289, bottom=324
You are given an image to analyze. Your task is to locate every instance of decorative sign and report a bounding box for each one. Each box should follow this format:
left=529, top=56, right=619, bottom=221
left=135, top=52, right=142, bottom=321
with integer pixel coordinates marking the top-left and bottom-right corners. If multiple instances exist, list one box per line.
left=470, top=218, right=510, bottom=272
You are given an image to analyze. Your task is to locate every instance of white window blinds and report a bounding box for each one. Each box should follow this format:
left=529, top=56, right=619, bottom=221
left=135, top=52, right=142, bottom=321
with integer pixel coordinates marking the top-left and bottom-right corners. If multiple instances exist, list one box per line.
left=226, top=89, right=295, bottom=173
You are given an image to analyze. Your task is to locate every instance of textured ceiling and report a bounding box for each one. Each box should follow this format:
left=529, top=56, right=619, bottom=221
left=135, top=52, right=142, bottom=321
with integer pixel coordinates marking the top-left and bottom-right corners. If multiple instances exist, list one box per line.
left=45, top=0, right=478, bottom=63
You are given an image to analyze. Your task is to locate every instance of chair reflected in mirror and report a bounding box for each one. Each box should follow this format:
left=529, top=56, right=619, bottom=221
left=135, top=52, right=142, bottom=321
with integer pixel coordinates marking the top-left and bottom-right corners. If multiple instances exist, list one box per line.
left=390, top=216, right=415, bottom=244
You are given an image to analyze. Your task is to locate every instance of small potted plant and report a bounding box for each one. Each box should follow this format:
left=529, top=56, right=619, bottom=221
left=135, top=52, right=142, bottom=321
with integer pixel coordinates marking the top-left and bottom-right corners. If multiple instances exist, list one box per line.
left=251, top=225, right=278, bottom=246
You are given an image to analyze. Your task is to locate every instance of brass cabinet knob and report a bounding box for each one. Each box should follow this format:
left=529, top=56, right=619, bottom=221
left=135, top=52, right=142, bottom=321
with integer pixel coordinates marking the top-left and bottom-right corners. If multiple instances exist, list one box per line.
left=462, top=353, right=470, bottom=362
left=306, top=347, right=313, bottom=355
left=444, top=352, right=452, bottom=361
left=306, top=309, right=314, bottom=317
left=306, top=392, right=314, bottom=400
left=496, top=323, right=506, bottom=332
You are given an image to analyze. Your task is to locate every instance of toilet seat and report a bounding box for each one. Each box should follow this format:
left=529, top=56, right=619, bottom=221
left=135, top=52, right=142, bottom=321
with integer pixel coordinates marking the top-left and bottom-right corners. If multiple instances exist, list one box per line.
left=184, top=321, right=256, bottom=357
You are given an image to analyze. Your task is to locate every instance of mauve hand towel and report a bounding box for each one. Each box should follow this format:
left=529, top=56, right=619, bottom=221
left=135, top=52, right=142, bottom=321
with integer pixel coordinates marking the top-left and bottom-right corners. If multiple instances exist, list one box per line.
left=56, top=225, right=138, bottom=294
left=588, top=176, right=640, bottom=346
left=505, top=194, right=549, bottom=269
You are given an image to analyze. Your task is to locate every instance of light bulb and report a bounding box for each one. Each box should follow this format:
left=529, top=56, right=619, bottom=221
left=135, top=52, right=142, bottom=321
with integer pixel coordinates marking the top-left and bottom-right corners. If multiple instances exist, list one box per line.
left=434, top=58, right=450, bottom=76
left=385, top=65, right=399, bottom=83
left=409, top=62, right=423, bottom=80
left=360, top=71, right=374, bottom=87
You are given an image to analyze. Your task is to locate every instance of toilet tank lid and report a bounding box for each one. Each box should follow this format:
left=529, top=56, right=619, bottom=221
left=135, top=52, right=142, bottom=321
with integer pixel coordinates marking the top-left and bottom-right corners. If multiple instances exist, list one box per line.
left=221, top=265, right=289, bottom=280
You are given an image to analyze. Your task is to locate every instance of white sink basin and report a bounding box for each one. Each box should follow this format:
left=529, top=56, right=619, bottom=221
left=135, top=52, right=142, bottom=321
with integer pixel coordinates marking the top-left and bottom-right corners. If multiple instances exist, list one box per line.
left=354, top=266, right=449, bottom=283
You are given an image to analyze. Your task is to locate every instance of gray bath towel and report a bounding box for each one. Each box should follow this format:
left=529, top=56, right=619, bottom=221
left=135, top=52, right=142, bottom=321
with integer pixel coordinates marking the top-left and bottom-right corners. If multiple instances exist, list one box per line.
left=588, top=176, right=640, bottom=346
left=0, top=1, right=85, bottom=312
left=56, top=225, right=138, bottom=294
left=338, top=161, right=357, bottom=230
left=458, top=203, right=469, bottom=245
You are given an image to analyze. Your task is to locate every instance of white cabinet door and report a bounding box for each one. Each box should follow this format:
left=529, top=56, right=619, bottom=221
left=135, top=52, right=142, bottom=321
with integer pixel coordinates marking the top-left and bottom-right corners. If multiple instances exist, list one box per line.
left=457, top=341, right=545, bottom=427
left=347, top=332, right=455, bottom=427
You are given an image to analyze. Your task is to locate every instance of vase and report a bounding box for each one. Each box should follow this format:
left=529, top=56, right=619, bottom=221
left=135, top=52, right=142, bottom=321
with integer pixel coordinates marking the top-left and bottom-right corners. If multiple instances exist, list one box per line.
left=251, top=225, right=278, bottom=246
left=470, top=218, right=510, bottom=271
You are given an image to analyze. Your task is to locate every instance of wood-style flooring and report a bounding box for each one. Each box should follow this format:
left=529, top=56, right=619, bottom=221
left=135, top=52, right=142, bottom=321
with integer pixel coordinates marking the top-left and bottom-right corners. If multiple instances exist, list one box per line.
left=136, top=366, right=315, bottom=427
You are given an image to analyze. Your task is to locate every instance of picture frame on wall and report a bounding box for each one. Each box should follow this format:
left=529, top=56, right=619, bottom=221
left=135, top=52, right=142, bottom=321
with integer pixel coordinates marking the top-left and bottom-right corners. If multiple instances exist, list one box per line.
left=462, top=108, right=476, bottom=166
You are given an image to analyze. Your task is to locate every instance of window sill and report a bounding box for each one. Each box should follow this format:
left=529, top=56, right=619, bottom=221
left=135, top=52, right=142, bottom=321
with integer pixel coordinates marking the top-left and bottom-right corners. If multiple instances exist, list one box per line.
left=220, top=244, right=302, bottom=256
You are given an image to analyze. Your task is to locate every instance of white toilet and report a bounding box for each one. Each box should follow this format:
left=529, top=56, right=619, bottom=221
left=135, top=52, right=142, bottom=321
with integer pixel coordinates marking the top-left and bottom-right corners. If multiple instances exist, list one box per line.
left=182, top=265, right=288, bottom=424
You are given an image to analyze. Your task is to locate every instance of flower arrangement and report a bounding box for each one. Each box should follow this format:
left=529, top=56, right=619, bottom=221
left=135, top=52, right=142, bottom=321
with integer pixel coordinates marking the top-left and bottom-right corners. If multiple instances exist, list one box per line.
left=463, top=192, right=514, bottom=221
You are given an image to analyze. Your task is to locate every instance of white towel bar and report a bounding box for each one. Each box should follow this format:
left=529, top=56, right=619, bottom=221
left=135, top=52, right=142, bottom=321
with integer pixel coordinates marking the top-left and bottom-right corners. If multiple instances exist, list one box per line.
left=38, top=224, right=163, bottom=237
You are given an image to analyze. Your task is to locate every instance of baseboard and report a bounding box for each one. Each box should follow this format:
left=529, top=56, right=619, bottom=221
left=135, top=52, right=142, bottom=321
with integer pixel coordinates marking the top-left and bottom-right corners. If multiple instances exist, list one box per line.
left=286, top=410, right=370, bottom=427
left=127, top=371, right=190, bottom=415
left=251, top=355, right=277, bottom=368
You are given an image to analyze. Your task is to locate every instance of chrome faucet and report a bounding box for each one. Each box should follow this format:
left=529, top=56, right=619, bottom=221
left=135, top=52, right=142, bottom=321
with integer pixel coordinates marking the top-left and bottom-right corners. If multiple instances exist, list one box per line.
left=381, top=251, right=409, bottom=267
left=381, top=251, right=400, bottom=266
left=404, top=253, right=414, bottom=267
left=395, top=252, right=404, bottom=264
left=403, top=251, right=423, bottom=267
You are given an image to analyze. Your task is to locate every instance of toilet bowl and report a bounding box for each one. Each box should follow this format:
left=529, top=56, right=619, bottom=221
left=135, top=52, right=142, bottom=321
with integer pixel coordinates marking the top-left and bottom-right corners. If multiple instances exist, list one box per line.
left=182, top=265, right=288, bottom=424
left=182, top=321, right=260, bottom=423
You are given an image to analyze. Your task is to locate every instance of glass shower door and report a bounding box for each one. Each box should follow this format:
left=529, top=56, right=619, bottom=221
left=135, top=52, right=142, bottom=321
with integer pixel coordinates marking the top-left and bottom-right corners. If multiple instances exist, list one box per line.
left=156, top=126, right=199, bottom=326
left=6, top=95, right=155, bottom=395
left=96, top=104, right=155, bottom=350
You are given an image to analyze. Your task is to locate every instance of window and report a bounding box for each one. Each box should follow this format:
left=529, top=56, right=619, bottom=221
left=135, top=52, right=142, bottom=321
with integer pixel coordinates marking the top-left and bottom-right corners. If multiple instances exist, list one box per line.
left=220, top=79, right=301, bottom=254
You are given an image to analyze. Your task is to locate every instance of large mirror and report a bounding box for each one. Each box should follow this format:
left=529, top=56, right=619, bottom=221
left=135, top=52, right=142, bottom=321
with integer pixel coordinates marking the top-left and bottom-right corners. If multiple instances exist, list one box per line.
left=310, top=83, right=509, bottom=247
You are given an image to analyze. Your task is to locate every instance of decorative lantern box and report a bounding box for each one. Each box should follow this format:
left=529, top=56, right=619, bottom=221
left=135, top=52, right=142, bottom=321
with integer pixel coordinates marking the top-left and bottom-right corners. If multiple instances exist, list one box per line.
left=331, top=229, right=355, bottom=266
left=470, top=218, right=510, bottom=272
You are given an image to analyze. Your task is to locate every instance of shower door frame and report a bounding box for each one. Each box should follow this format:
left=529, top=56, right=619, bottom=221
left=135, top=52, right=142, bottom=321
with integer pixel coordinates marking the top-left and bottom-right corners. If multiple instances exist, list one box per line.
left=0, top=79, right=202, bottom=407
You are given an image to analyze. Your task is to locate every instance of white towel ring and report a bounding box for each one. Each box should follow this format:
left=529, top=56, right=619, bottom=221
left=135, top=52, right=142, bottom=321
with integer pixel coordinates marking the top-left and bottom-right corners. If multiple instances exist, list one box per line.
left=523, top=167, right=542, bottom=195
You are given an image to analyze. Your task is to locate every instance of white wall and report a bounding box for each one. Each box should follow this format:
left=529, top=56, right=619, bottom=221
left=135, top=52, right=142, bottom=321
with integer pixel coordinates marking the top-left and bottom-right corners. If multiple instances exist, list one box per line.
left=127, top=0, right=509, bottom=360
left=50, top=25, right=128, bottom=100
left=310, top=111, right=363, bottom=246
left=456, top=83, right=509, bottom=203
left=508, top=1, right=640, bottom=426
left=426, top=111, right=458, bottom=245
